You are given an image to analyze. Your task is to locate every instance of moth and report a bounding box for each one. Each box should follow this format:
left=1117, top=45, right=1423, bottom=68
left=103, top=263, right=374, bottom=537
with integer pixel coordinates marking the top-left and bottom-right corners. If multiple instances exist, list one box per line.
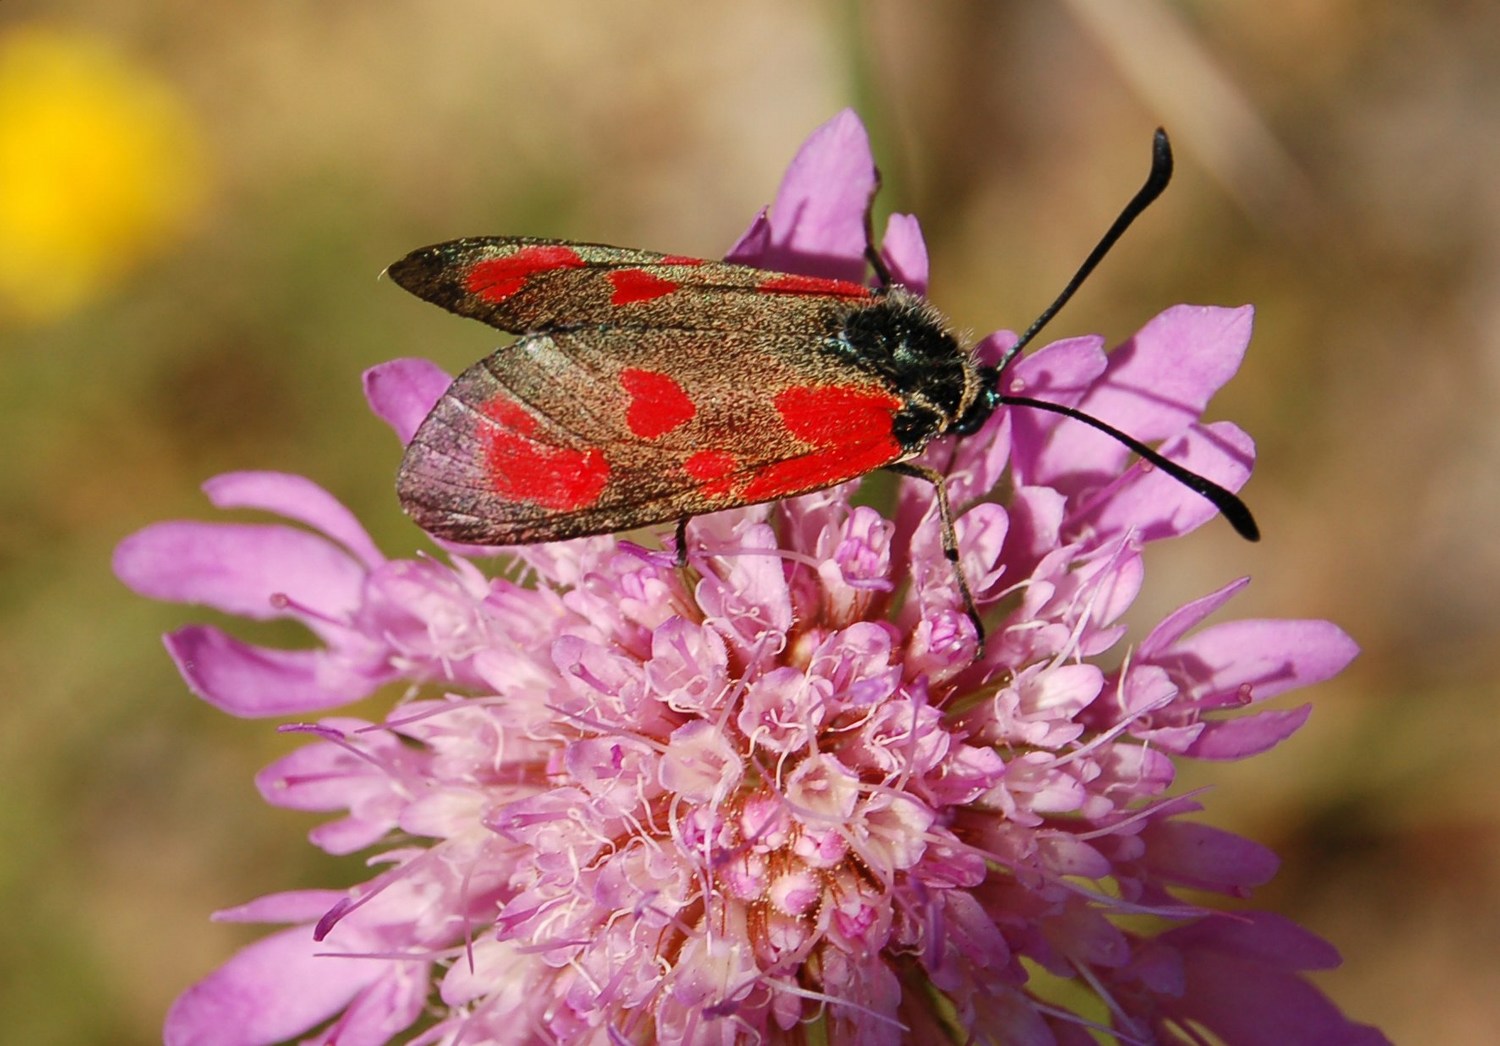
left=387, top=131, right=1256, bottom=632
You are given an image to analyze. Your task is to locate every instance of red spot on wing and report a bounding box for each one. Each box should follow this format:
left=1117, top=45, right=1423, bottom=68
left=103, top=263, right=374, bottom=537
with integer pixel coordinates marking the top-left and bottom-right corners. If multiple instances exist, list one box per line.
left=684, top=449, right=738, bottom=498
left=757, top=273, right=873, bottom=299
left=684, top=449, right=736, bottom=480
left=609, top=268, right=679, bottom=305
left=481, top=396, right=539, bottom=436
left=478, top=393, right=609, bottom=511
left=466, top=245, right=586, bottom=303
left=742, top=443, right=898, bottom=501
left=775, top=386, right=903, bottom=443
left=660, top=255, right=704, bottom=266
left=620, top=368, right=696, bottom=439
left=743, top=385, right=904, bottom=500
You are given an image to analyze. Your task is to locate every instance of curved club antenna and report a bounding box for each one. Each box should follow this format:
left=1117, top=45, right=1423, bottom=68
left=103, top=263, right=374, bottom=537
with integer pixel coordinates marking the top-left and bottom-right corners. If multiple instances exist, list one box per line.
left=995, top=129, right=1259, bottom=542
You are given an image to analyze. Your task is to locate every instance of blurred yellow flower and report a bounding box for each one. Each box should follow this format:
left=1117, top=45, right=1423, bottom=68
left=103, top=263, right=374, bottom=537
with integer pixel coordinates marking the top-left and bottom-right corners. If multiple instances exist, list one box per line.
left=0, top=25, right=207, bottom=324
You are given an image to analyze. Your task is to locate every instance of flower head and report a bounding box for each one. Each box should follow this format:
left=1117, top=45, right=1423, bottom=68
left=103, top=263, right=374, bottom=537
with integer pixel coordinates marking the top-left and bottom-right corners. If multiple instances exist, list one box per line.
left=117, top=110, right=1387, bottom=1045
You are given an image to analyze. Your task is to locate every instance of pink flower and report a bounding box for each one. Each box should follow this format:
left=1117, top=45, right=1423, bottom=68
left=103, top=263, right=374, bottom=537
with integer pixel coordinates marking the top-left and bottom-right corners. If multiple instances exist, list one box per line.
left=117, top=110, right=1388, bottom=1045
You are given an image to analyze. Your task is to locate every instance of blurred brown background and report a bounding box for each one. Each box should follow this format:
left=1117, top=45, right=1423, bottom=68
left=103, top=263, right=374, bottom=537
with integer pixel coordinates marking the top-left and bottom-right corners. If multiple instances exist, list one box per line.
left=1, top=2, right=1493, bottom=1042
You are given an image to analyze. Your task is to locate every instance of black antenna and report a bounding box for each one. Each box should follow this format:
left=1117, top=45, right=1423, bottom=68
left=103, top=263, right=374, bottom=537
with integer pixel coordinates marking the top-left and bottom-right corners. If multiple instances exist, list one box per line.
left=995, top=129, right=1260, bottom=542
left=996, top=128, right=1174, bottom=375
left=999, top=394, right=1259, bottom=540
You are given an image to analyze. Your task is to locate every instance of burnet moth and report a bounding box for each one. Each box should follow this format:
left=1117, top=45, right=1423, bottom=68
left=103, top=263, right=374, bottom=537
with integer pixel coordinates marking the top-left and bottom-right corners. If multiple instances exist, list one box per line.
left=388, top=130, right=1257, bottom=638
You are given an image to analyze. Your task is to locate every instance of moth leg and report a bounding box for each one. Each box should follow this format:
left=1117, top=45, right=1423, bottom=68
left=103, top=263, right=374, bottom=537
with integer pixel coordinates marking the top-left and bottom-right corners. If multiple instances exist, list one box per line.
left=885, top=462, right=984, bottom=649
left=673, top=516, right=691, bottom=568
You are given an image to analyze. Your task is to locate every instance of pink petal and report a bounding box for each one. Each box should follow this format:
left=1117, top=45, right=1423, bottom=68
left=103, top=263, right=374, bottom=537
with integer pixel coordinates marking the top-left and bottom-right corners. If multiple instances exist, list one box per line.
left=307, top=815, right=395, bottom=856
left=255, top=730, right=385, bottom=812
left=660, top=720, right=744, bottom=802
left=1143, top=820, right=1279, bottom=896
left=1010, top=333, right=1108, bottom=405
left=1078, top=304, right=1253, bottom=444
left=203, top=471, right=385, bottom=570
left=1014, top=306, right=1252, bottom=495
left=1164, top=910, right=1341, bottom=969
left=1136, top=722, right=1206, bottom=754
left=957, top=502, right=1010, bottom=594
left=1003, top=334, right=1109, bottom=489
left=164, top=924, right=384, bottom=1046
left=213, top=890, right=349, bottom=924
left=1164, top=619, right=1359, bottom=703
left=880, top=212, right=929, bottom=293
left=691, top=518, right=792, bottom=656
left=724, top=206, right=771, bottom=260
left=1077, top=546, right=1144, bottom=632
left=1140, top=577, right=1252, bottom=658
left=165, top=626, right=386, bottom=717
left=1186, top=705, right=1314, bottom=760
left=363, top=358, right=452, bottom=445
left=114, top=521, right=366, bottom=623
left=938, top=889, right=1012, bottom=969
left=255, top=735, right=403, bottom=852
left=727, top=109, right=877, bottom=280
left=1171, top=952, right=1389, bottom=1046
left=1044, top=306, right=1251, bottom=485
left=1000, top=486, right=1067, bottom=569
left=316, top=964, right=430, bottom=1046
left=1068, top=422, right=1255, bottom=543
left=973, top=329, right=1017, bottom=368
left=1155, top=914, right=1391, bottom=1046
left=973, top=986, right=1058, bottom=1046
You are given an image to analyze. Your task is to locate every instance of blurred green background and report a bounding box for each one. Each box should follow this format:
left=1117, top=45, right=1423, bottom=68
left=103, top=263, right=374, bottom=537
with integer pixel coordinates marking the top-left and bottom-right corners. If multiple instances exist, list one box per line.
left=2, top=2, right=1495, bottom=1042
